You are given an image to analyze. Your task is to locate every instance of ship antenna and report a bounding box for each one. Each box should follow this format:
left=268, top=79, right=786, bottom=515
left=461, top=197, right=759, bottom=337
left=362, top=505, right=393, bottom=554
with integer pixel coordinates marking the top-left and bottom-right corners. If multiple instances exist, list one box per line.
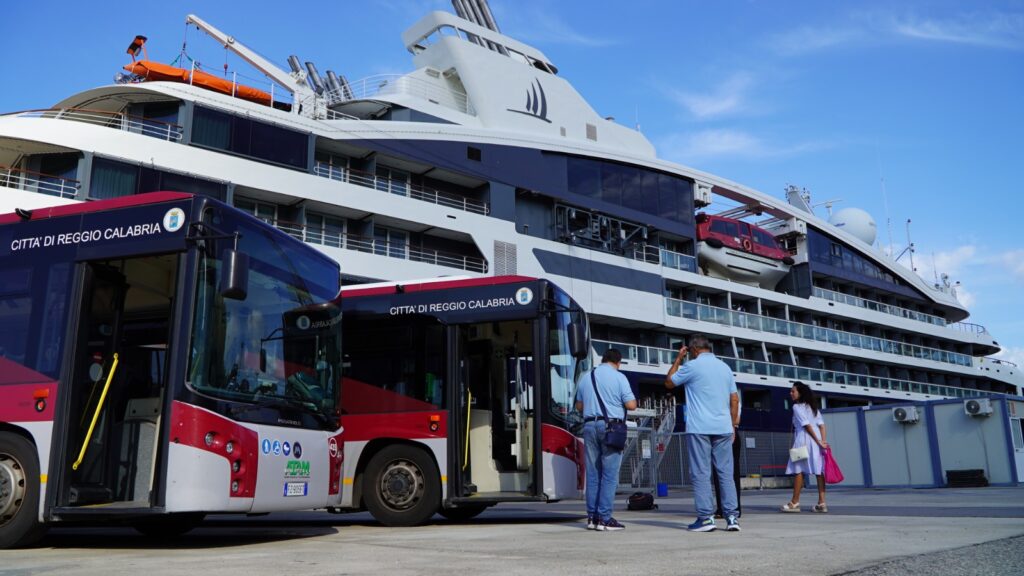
left=876, top=143, right=895, bottom=258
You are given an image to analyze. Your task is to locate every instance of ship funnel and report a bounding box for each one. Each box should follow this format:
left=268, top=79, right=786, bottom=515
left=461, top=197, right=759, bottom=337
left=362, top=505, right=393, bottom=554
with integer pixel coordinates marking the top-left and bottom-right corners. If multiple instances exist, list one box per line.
left=475, top=0, right=501, bottom=32
left=325, top=70, right=343, bottom=95
left=287, top=55, right=303, bottom=75
left=304, top=61, right=326, bottom=94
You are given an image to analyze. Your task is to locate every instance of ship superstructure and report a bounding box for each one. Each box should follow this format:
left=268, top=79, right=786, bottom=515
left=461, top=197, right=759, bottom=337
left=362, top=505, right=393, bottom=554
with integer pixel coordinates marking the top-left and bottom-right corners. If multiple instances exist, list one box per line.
left=0, top=0, right=1018, bottom=431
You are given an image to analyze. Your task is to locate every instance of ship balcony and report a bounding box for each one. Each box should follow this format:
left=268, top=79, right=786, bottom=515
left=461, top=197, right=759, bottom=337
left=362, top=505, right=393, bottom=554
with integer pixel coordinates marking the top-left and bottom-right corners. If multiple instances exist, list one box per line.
left=592, top=338, right=986, bottom=400
left=812, top=286, right=955, bottom=328
left=324, top=74, right=474, bottom=118
left=630, top=245, right=698, bottom=273
left=267, top=219, right=487, bottom=273
left=0, top=165, right=80, bottom=199
left=5, top=108, right=184, bottom=142
left=313, top=162, right=489, bottom=215
left=664, top=297, right=974, bottom=368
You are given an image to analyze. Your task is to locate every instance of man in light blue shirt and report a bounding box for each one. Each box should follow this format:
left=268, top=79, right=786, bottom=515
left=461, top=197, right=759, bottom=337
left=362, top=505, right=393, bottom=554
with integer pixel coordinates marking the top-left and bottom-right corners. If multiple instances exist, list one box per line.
left=665, top=334, right=740, bottom=532
left=575, top=348, right=636, bottom=531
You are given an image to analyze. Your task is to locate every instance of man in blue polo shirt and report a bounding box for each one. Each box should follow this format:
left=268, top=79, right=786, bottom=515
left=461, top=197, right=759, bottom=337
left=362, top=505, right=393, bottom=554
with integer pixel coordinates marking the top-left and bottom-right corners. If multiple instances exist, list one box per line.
left=575, top=348, right=636, bottom=531
left=665, top=334, right=740, bottom=532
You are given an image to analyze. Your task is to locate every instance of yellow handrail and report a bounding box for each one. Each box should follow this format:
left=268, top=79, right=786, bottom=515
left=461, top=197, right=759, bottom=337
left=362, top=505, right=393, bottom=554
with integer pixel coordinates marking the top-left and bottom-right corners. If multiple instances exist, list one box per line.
left=72, top=353, right=119, bottom=471
left=463, top=390, right=472, bottom=471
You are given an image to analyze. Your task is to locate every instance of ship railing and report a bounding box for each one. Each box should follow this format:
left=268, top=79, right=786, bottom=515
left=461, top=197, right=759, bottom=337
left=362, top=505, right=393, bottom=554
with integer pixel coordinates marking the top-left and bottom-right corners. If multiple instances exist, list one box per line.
left=0, top=165, right=80, bottom=199
left=664, top=297, right=974, bottom=368
left=592, top=338, right=986, bottom=400
left=981, top=357, right=1018, bottom=368
left=323, top=74, right=475, bottom=116
left=947, top=321, right=990, bottom=335
left=629, top=245, right=698, bottom=273
left=265, top=218, right=487, bottom=273
left=812, top=286, right=947, bottom=327
left=313, top=162, right=489, bottom=215
left=8, top=108, right=184, bottom=142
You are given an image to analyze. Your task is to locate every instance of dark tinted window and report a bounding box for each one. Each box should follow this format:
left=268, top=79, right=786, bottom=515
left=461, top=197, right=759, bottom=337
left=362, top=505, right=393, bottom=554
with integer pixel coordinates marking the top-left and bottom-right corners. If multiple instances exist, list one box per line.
left=600, top=162, right=623, bottom=205
left=753, top=228, right=776, bottom=246
left=192, top=106, right=309, bottom=169
left=710, top=219, right=739, bottom=236
left=567, top=157, right=600, bottom=198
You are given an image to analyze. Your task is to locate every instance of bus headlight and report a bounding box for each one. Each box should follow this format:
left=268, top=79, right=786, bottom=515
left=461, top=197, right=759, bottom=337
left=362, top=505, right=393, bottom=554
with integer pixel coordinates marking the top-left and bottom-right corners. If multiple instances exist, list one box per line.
left=225, top=441, right=235, bottom=454
left=231, top=480, right=240, bottom=493
left=204, top=432, right=216, bottom=447
left=232, top=459, right=241, bottom=473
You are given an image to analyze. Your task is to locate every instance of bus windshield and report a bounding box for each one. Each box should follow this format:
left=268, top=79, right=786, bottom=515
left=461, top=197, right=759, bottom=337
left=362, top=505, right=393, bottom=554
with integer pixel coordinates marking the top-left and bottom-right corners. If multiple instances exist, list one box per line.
left=547, top=286, right=590, bottom=422
left=188, top=210, right=342, bottom=428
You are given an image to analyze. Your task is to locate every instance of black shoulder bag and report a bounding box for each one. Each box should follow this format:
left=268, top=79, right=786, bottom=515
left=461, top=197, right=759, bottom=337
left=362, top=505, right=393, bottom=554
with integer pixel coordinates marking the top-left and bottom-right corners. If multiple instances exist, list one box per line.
left=592, top=371, right=627, bottom=450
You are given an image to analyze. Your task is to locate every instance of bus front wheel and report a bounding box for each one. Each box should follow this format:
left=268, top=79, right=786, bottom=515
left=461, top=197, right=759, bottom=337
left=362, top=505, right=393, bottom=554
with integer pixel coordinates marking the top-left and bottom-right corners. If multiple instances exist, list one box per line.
left=363, top=445, right=440, bottom=526
left=0, top=432, right=46, bottom=549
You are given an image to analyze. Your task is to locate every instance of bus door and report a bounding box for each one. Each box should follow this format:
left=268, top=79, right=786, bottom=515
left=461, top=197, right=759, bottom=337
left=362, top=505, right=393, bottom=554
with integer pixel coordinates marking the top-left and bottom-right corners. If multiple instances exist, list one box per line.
left=452, top=318, right=541, bottom=499
left=57, top=255, right=178, bottom=509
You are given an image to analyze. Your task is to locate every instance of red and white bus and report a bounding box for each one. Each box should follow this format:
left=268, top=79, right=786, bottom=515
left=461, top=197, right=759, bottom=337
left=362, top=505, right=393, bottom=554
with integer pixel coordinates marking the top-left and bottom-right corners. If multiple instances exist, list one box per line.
left=0, top=193, right=343, bottom=548
left=334, top=276, right=590, bottom=525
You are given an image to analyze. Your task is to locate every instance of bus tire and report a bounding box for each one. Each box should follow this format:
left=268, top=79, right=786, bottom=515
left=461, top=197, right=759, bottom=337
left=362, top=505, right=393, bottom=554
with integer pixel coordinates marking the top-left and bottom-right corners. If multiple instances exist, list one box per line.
left=438, top=505, right=487, bottom=522
left=363, top=445, right=440, bottom=526
left=132, top=513, right=206, bottom=538
left=0, top=432, right=46, bottom=549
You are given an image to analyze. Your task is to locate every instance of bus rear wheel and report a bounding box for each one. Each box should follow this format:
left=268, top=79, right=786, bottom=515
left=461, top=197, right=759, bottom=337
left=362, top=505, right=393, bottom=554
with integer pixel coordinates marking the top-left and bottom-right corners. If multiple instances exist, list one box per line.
left=0, top=433, right=46, bottom=549
left=363, top=445, right=439, bottom=526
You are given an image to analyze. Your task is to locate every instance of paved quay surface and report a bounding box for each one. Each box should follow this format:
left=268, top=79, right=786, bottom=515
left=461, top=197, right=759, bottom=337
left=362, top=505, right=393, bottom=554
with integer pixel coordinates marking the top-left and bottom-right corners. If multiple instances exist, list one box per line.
left=2, top=487, right=1023, bottom=576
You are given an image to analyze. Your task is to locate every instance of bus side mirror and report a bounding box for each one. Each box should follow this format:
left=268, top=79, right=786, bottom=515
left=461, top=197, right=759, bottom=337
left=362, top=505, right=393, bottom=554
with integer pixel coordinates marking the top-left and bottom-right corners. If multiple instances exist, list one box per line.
left=568, top=322, right=588, bottom=359
left=220, top=248, right=249, bottom=300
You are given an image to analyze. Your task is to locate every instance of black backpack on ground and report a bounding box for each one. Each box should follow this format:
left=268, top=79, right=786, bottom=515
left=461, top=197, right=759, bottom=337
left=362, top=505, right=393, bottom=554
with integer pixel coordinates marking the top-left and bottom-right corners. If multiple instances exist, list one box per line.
left=627, top=491, right=657, bottom=510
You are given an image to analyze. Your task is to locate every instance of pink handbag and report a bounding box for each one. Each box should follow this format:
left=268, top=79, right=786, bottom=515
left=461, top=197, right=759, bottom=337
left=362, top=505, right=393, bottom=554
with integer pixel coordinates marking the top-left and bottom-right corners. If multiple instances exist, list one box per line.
left=823, top=447, right=844, bottom=484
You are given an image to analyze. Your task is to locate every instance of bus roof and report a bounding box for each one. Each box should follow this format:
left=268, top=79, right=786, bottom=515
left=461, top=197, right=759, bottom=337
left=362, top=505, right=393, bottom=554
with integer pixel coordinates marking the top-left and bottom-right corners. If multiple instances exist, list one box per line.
left=341, top=275, right=538, bottom=298
left=0, top=192, right=194, bottom=225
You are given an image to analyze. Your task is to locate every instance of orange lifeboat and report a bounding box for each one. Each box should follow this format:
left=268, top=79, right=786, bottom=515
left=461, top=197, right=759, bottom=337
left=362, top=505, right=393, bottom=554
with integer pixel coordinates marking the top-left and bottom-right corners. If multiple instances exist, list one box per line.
left=124, top=60, right=273, bottom=106
left=122, top=35, right=272, bottom=107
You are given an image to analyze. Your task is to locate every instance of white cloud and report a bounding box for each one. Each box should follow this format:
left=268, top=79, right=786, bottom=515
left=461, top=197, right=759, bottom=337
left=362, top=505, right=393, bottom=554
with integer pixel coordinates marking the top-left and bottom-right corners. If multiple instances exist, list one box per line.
left=658, top=129, right=828, bottom=163
left=769, top=26, right=864, bottom=56
left=892, top=13, right=1024, bottom=50
left=999, top=249, right=1024, bottom=282
left=505, top=8, right=618, bottom=47
left=669, top=73, right=753, bottom=120
left=768, top=10, right=1024, bottom=57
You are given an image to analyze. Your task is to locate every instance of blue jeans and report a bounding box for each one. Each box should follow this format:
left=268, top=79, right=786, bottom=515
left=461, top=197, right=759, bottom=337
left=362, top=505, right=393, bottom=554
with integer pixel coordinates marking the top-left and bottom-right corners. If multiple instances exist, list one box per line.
left=583, top=421, right=624, bottom=522
left=687, top=433, right=738, bottom=519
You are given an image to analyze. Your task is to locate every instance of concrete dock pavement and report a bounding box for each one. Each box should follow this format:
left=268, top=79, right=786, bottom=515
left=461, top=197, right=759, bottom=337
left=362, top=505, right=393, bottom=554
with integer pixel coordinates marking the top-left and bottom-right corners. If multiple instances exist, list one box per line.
left=1, top=487, right=1022, bottom=576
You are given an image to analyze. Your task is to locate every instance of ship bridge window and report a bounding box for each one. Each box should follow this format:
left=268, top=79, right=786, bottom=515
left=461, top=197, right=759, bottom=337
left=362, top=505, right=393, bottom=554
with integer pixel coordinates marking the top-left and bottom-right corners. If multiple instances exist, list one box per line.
left=90, top=158, right=226, bottom=200
left=566, top=156, right=694, bottom=225
left=192, top=106, right=309, bottom=170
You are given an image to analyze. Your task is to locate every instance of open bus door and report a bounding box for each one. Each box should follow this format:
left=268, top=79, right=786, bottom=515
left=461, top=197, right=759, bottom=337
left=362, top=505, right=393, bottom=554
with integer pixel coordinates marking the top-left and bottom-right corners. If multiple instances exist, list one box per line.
left=51, top=255, right=180, bottom=515
left=447, top=316, right=544, bottom=512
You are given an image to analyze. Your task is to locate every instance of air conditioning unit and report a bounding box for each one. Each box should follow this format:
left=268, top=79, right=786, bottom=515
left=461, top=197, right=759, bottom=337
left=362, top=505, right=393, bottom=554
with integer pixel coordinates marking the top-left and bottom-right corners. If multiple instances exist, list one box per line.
left=964, top=398, right=993, bottom=417
left=892, top=406, right=920, bottom=424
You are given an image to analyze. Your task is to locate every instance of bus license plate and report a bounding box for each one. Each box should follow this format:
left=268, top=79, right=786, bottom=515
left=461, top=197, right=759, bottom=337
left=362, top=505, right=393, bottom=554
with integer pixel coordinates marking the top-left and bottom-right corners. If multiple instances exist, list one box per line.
left=284, top=482, right=308, bottom=497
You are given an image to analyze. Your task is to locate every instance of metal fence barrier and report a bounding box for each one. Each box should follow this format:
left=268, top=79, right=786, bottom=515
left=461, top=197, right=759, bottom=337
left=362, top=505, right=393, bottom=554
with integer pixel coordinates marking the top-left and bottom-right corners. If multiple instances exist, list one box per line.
left=618, top=429, right=795, bottom=491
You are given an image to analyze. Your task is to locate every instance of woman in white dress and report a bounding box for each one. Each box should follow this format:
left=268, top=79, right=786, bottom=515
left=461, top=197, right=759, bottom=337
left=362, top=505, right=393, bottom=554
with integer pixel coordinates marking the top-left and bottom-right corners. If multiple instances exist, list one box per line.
left=781, top=381, right=829, bottom=513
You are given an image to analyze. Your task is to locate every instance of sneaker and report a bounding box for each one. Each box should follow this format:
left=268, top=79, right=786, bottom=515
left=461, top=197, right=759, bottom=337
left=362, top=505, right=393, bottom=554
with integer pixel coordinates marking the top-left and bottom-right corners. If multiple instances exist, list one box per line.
left=586, top=514, right=597, bottom=530
left=726, top=515, right=741, bottom=532
left=597, top=517, right=625, bottom=531
left=687, top=517, right=716, bottom=532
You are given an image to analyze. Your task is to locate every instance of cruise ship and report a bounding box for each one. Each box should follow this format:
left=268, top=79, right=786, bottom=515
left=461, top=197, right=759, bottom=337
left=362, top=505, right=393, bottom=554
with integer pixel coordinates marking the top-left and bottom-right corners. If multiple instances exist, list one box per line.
left=1, top=1, right=1019, bottom=432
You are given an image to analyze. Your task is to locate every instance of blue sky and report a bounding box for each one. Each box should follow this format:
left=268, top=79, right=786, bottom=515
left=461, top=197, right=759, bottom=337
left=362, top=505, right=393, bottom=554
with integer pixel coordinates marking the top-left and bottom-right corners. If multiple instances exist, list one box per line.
left=3, top=1, right=1023, bottom=364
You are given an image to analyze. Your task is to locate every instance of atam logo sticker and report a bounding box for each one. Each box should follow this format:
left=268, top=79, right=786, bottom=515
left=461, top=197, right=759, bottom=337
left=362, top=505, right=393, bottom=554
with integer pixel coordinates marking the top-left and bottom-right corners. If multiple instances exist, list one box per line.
left=285, top=460, right=311, bottom=478
left=162, top=208, right=186, bottom=232
left=515, top=287, right=534, bottom=305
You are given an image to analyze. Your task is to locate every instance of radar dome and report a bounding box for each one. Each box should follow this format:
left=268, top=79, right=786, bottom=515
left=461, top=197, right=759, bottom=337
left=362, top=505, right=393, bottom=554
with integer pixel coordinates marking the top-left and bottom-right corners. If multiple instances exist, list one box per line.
left=829, top=208, right=877, bottom=245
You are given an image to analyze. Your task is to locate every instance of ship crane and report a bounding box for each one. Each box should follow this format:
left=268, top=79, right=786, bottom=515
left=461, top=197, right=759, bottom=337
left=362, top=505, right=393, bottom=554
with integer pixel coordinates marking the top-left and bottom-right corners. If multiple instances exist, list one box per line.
left=184, top=14, right=316, bottom=115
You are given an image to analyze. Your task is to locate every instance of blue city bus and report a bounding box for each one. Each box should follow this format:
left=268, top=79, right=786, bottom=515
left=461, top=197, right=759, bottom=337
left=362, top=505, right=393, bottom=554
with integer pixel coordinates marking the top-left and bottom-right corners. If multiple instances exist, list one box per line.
left=0, top=192, right=343, bottom=548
